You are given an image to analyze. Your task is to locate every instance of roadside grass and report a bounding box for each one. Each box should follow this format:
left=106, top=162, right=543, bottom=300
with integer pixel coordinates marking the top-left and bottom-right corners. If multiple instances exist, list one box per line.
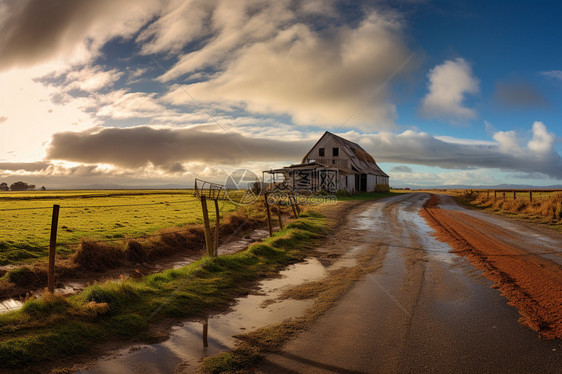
left=0, top=190, right=238, bottom=265
left=458, top=191, right=562, bottom=229
left=0, top=212, right=326, bottom=370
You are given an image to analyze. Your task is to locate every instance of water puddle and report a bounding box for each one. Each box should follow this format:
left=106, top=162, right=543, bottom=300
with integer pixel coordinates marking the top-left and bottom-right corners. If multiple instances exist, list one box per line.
left=78, top=258, right=330, bottom=374
left=0, top=298, right=23, bottom=314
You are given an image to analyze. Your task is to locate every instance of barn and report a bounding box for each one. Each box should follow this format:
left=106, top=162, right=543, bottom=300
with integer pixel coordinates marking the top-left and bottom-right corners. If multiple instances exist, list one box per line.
left=264, top=131, right=389, bottom=193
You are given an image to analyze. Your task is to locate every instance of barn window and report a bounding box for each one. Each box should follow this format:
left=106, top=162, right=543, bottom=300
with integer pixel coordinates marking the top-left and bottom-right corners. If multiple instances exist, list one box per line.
left=319, top=148, right=325, bottom=157
left=333, top=147, right=339, bottom=156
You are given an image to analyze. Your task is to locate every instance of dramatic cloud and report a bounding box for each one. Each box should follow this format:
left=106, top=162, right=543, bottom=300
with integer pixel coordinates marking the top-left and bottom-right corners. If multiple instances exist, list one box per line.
left=46, top=126, right=312, bottom=169
left=494, top=80, right=548, bottom=108
left=45, top=122, right=562, bottom=180
left=420, top=58, right=479, bottom=121
left=0, top=0, right=160, bottom=70
left=156, top=1, right=414, bottom=130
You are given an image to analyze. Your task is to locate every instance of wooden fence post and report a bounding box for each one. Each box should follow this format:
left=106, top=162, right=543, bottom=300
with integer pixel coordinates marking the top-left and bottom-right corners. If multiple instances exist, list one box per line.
left=48, top=204, right=60, bottom=293
left=202, top=317, right=208, bottom=348
left=277, top=205, right=283, bottom=230
left=530, top=190, right=533, bottom=203
left=494, top=190, right=497, bottom=201
left=503, top=191, right=506, bottom=200
left=487, top=189, right=490, bottom=198
left=513, top=190, right=516, bottom=200
left=200, top=196, right=214, bottom=257
left=264, top=192, right=273, bottom=237
left=214, top=199, right=220, bottom=256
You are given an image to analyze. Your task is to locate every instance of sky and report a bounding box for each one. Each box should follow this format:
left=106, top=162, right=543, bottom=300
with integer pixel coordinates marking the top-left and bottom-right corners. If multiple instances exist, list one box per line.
left=0, top=0, right=561, bottom=188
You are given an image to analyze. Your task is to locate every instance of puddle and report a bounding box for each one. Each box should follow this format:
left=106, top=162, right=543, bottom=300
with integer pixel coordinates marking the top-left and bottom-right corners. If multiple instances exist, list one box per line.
left=78, top=258, right=329, bottom=374
left=352, top=205, right=384, bottom=231
left=0, top=298, right=23, bottom=314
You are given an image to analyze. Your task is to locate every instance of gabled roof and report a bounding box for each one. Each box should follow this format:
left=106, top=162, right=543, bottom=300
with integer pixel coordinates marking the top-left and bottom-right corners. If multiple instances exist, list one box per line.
left=302, top=131, right=389, bottom=177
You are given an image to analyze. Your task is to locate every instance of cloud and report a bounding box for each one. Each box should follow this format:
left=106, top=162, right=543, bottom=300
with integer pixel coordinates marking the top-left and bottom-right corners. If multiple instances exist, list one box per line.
left=155, top=2, right=414, bottom=130
left=346, top=122, right=561, bottom=179
left=540, top=70, right=562, bottom=81
left=390, top=165, right=412, bottom=173
left=0, top=0, right=161, bottom=70
left=494, top=80, right=548, bottom=108
left=65, top=66, right=123, bottom=92
left=44, top=122, right=562, bottom=181
left=0, top=116, right=7, bottom=123
left=0, top=162, right=50, bottom=172
left=420, top=58, right=479, bottom=121
left=46, top=125, right=312, bottom=169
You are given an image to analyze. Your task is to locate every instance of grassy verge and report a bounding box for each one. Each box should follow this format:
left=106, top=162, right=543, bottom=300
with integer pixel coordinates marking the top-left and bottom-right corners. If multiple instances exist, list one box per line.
left=0, top=213, right=326, bottom=370
left=200, top=243, right=385, bottom=374
left=456, top=191, right=562, bottom=230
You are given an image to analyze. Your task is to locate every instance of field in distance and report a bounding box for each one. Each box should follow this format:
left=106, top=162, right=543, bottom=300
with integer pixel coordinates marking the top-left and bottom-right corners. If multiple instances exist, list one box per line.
left=0, top=190, right=237, bottom=265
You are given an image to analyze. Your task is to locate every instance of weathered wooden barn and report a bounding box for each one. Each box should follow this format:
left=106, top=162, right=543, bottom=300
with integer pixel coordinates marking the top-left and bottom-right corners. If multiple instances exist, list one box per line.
left=264, top=131, right=389, bottom=193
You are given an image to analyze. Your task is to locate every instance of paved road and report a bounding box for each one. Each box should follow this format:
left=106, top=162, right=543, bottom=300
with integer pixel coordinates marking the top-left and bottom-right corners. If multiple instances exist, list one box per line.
left=259, top=193, right=562, bottom=373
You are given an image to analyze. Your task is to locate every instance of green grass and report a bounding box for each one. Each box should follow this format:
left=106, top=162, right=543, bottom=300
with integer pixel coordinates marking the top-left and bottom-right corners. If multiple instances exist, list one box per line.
left=0, top=212, right=326, bottom=369
left=0, top=190, right=237, bottom=265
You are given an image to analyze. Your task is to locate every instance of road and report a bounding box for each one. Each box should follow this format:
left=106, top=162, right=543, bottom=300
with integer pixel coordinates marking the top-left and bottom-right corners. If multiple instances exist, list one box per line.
left=259, top=193, right=562, bottom=373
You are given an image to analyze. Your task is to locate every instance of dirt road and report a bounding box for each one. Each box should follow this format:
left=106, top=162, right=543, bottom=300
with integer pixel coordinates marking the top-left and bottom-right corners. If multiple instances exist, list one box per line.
left=260, top=193, right=561, bottom=373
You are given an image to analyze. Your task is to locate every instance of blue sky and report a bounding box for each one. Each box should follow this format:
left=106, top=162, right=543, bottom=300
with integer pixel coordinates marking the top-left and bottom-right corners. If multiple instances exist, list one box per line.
left=0, top=0, right=561, bottom=188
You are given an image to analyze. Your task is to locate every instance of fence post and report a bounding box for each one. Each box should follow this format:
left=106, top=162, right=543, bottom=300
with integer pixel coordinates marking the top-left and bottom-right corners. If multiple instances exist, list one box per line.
left=213, top=199, right=220, bottom=256
left=278, top=205, right=283, bottom=230
left=48, top=204, right=60, bottom=293
left=494, top=190, right=497, bottom=201
left=530, top=190, right=533, bottom=203
left=513, top=190, right=516, bottom=200
left=200, top=196, right=214, bottom=257
left=503, top=191, right=506, bottom=200
left=202, top=317, right=209, bottom=348
left=264, top=192, right=273, bottom=237
left=487, top=189, right=490, bottom=198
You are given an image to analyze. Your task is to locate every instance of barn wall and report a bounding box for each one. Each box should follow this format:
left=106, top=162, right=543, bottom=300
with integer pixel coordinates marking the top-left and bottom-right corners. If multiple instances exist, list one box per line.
left=304, top=136, right=352, bottom=170
left=367, top=175, right=376, bottom=192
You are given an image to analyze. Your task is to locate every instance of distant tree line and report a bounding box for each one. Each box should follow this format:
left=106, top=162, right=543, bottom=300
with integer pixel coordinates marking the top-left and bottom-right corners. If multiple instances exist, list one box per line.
left=0, top=181, right=45, bottom=191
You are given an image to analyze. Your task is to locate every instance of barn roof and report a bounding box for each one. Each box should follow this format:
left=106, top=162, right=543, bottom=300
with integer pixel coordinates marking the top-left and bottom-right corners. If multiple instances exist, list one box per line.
left=302, top=131, right=389, bottom=177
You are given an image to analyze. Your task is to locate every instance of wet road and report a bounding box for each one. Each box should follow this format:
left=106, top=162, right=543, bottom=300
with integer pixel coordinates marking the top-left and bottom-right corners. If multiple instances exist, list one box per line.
left=260, top=193, right=561, bottom=373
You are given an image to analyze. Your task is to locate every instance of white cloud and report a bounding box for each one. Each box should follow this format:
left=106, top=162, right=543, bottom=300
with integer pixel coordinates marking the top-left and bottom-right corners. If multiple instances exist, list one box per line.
left=66, top=66, right=123, bottom=92
left=528, top=121, right=555, bottom=155
left=156, top=3, right=413, bottom=130
left=420, top=58, right=479, bottom=121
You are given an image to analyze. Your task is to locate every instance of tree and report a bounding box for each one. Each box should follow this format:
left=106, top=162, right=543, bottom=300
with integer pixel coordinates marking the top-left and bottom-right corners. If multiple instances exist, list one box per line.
left=0, top=182, right=8, bottom=191
left=40, top=186, right=46, bottom=191
left=10, top=181, right=29, bottom=191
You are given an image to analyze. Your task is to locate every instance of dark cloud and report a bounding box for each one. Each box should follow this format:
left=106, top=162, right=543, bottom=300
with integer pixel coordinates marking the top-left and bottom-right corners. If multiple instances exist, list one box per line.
left=494, top=81, right=548, bottom=108
left=0, top=0, right=157, bottom=70
left=0, top=162, right=50, bottom=172
left=390, top=165, right=413, bottom=173
left=46, top=126, right=312, bottom=168
left=46, top=125, right=562, bottom=180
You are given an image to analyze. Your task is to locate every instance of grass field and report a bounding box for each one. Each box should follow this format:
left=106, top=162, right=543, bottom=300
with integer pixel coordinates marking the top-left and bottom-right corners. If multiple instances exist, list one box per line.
left=458, top=190, right=562, bottom=228
left=0, top=190, right=238, bottom=265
